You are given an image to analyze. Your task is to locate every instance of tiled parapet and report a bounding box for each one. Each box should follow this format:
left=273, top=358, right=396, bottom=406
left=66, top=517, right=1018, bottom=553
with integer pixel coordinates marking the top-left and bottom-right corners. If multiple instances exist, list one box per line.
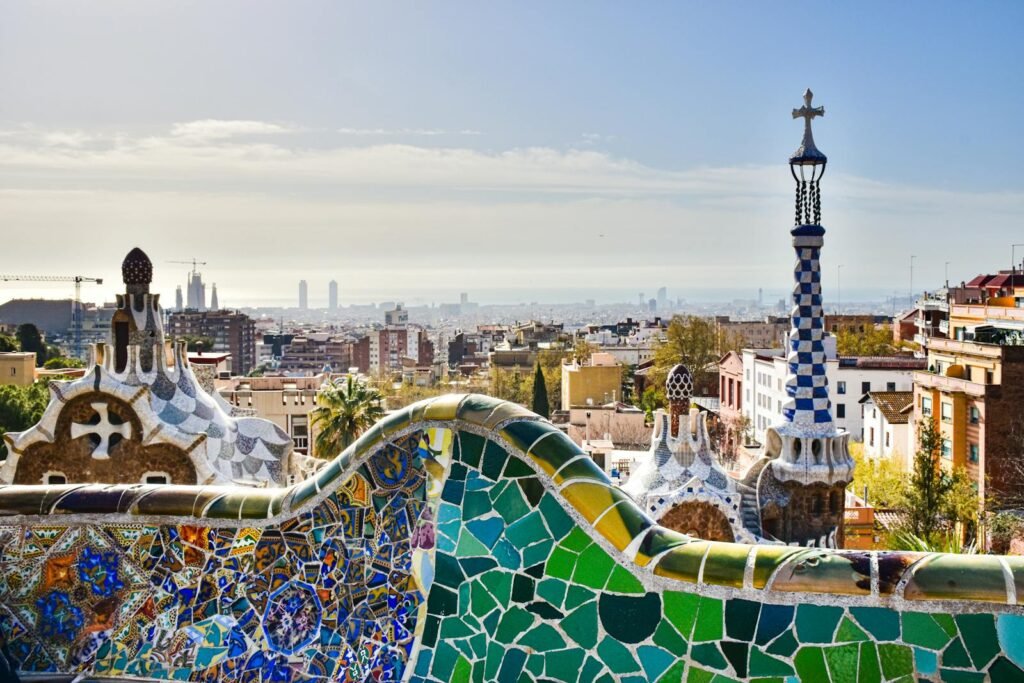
left=1, top=394, right=1023, bottom=682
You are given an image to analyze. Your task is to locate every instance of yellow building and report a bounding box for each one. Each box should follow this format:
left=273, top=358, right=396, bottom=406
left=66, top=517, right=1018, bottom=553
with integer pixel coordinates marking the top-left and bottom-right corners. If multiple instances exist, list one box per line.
left=560, top=352, right=622, bottom=410
left=0, top=353, right=36, bottom=387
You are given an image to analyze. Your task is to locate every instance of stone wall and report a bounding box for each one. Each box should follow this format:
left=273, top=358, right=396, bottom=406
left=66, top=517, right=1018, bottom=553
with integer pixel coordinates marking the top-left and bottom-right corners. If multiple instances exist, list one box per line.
left=0, top=394, right=1023, bottom=682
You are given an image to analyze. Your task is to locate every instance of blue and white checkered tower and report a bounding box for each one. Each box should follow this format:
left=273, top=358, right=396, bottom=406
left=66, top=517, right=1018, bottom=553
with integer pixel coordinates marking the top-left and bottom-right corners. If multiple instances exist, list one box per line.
left=765, top=90, right=854, bottom=487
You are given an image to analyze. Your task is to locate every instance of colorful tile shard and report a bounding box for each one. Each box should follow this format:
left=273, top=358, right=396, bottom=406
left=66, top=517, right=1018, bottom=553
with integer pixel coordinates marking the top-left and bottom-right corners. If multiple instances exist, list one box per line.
left=1, top=394, right=1024, bottom=682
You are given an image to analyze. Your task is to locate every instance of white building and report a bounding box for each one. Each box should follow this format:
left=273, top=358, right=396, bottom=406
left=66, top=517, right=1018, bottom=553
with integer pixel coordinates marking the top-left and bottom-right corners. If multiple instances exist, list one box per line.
left=859, top=391, right=914, bottom=467
left=741, top=342, right=924, bottom=445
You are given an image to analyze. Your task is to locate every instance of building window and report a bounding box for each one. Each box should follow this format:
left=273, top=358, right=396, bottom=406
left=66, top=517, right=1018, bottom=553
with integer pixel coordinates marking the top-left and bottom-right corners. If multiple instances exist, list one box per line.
left=8, top=368, right=14, bottom=377
left=969, top=443, right=979, bottom=463
left=887, top=382, right=896, bottom=392
left=836, top=404, right=845, bottom=418
left=837, top=381, right=846, bottom=395
left=43, top=472, right=67, bottom=485
left=861, top=381, right=871, bottom=395
left=885, top=432, right=890, bottom=448
left=969, top=406, right=980, bottom=424
left=922, top=396, right=932, bottom=416
left=941, top=402, right=953, bottom=423
left=869, top=427, right=875, bottom=446
left=941, top=439, right=952, bottom=459
left=143, top=473, right=170, bottom=485
left=291, top=416, right=309, bottom=452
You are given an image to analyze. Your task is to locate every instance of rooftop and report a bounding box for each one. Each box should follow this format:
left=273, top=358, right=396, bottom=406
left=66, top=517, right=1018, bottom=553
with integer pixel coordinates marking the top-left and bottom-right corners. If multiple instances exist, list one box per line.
left=861, top=391, right=914, bottom=424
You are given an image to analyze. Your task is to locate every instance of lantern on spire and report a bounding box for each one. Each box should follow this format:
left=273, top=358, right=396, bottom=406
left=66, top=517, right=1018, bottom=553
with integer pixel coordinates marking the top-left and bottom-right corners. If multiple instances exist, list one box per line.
left=789, top=88, right=826, bottom=226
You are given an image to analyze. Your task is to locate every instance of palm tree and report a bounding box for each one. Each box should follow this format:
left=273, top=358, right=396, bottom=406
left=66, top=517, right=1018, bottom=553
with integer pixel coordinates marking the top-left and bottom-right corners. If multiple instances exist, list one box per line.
left=311, top=375, right=385, bottom=458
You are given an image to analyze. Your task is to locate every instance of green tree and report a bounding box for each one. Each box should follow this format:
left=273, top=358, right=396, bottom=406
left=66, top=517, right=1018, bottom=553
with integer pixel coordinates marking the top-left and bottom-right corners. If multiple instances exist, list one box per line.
left=572, top=339, right=596, bottom=364
left=181, top=335, right=216, bottom=352
left=0, top=380, right=50, bottom=457
left=0, top=334, right=18, bottom=352
left=639, top=385, right=666, bottom=422
left=15, top=324, right=47, bottom=364
left=311, top=375, right=385, bottom=458
left=903, top=420, right=952, bottom=540
left=848, top=443, right=907, bottom=508
left=531, top=362, right=550, bottom=418
left=651, top=316, right=721, bottom=395
left=836, top=325, right=899, bottom=356
left=43, top=356, right=85, bottom=370
left=620, top=363, right=636, bottom=404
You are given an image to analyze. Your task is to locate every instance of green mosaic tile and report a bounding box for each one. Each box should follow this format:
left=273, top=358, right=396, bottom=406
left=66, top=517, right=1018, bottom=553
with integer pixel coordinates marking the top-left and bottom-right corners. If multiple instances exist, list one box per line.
left=456, top=431, right=486, bottom=468
left=595, top=497, right=656, bottom=552
left=766, top=631, right=798, bottom=658
left=878, top=643, right=913, bottom=679
left=479, top=570, right=513, bottom=605
left=573, top=543, right=616, bottom=589
left=553, top=456, right=608, bottom=486
left=794, top=646, right=828, bottom=681
left=456, top=529, right=491, bottom=557
left=721, top=641, right=750, bottom=678
left=469, top=581, right=497, bottom=618
left=580, top=655, right=606, bottom=683
left=495, top=606, right=535, bottom=644
left=725, top=599, right=761, bottom=642
left=462, top=489, right=493, bottom=520
left=657, top=660, right=687, bottom=683
left=525, top=653, right=544, bottom=678
left=748, top=648, right=794, bottom=677
left=904, top=554, right=1008, bottom=604
left=597, top=636, right=642, bottom=674
left=664, top=591, right=701, bottom=639
left=942, top=636, right=972, bottom=669
left=938, top=670, right=986, bottom=682
left=836, top=616, right=870, bottom=643
left=545, top=546, right=577, bottom=580
left=562, top=601, right=599, bottom=648
left=857, top=643, right=881, bottom=683
left=903, top=612, right=953, bottom=650
left=562, top=526, right=593, bottom=552
left=639, top=645, right=677, bottom=681
left=605, top=564, right=645, bottom=594
left=544, top=648, right=586, bottom=682
left=795, top=604, right=843, bottom=643
left=497, top=647, right=527, bottom=681
left=653, top=620, right=688, bottom=656
left=954, top=613, right=999, bottom=669
left=635, top=526, right=694, bottom=568
left=599, top=592, right=661, bottom=644
left=538, top=492, right=576, bottom=541
left=503, top=455, right=535, bottom=478
left=850, top=607, right=901, bottom=642
left=501, top=419, right=554, bottom=455
left=701, top=543, right=753, bottom=589
left=691, top=642, right=729, bottom=671
left=521, top=538, right=554, bottom=568
left=755, top=604, right=795, bottom=645
left=824, top=643, right=859, bottom=683
left=536, top=578, right=566, bottom=608
left=692, top=597, right=725, bottom=643
left=564, top=584, right=597, bottom=611
left=653, top=540, right=712, bottom=583
left=481, top=441, right=510, bottom=480
left=493, top=482, right=531, bottom=523
left=988, top=657, right=1024, bottom=681
left=526, top=429, right=586, bottom=475
left=518, top=623, right=566, bottom=652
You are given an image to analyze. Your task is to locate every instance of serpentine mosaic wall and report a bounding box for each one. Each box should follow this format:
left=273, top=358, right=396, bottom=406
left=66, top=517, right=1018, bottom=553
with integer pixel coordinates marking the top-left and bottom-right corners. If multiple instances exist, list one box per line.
left=2, top=394, right=1024, bottom=682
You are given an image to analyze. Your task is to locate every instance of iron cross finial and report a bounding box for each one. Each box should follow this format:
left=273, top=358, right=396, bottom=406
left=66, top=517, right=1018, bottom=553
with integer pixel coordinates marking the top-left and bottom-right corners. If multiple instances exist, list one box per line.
left=790, top=88, right=827, bottom=166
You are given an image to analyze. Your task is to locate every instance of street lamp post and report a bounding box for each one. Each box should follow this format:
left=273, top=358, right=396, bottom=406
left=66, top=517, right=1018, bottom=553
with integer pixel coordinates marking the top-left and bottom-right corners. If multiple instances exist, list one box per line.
left=909, top=255, right=917, bottom=309
left=1013, top=244, right=1024, bottom=275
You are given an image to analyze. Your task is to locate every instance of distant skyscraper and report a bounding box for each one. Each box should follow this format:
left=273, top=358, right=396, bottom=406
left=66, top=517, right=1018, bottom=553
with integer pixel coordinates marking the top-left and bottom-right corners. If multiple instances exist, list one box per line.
left=460, top=292, right=469, bottom=305
left=299, top=280, right=308, bottom=310
left=656, top=286, right=668, bottom=310
left=187, top=271, right=206, bottom=311
left=210, top=283, right=219, bottom=310
left=175, top=286, right=183, bottom=311
left=329, top=280, right=338, bottom=310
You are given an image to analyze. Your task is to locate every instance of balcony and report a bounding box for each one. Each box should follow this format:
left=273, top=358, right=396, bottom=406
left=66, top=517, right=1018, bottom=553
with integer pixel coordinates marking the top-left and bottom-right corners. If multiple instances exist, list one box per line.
left=913, top=370, right=989, bottom=398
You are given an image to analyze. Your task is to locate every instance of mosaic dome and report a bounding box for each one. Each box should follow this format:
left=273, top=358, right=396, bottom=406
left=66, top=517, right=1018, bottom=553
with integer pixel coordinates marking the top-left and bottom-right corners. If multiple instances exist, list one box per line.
left=665, top=363, right=694, bottom=403
left=121, top=247, right=153, bottom=285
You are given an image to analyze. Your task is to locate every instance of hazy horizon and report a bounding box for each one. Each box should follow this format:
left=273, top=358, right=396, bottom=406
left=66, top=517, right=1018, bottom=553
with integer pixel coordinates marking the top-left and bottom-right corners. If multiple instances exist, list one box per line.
left=3, top=2, right=1023, bottom=304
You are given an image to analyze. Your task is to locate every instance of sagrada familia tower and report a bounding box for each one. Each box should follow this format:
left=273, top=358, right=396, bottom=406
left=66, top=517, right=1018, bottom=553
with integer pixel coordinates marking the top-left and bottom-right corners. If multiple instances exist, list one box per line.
left=626, top=89, right=854, bottom=547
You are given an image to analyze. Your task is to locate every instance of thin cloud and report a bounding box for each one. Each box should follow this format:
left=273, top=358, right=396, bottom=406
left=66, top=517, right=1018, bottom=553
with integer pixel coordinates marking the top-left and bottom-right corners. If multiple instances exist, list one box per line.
left=169, top=119, right=296, bottom=141
left=336, top=127, right=481, bottom=136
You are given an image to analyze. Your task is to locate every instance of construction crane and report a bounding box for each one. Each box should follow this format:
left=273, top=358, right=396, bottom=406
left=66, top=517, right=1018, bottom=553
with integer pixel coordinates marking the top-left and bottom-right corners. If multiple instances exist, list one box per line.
left=0, top=274, right=104, bottom=359
left=168, top=258, right=207, bottom=273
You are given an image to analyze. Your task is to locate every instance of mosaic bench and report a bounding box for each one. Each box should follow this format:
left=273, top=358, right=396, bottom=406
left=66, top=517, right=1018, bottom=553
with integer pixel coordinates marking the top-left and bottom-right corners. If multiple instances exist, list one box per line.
left=1, top=393, right=1023, bottom=682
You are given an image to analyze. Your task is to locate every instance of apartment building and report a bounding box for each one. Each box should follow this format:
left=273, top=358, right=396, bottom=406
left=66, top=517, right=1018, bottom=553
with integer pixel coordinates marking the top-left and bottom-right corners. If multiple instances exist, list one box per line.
left=167, top=310, right=257, bottom=375
left=561, top=352, right=622, bottom=410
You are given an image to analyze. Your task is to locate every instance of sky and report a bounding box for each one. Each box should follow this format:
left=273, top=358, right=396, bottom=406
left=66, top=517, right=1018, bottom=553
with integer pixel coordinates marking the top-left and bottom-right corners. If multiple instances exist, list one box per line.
left=2, top=1, right=1024, bottom=307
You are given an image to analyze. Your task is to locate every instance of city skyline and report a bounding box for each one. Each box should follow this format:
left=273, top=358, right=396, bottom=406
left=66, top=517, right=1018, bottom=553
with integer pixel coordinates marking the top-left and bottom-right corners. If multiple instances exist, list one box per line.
left=2, top=3, right=1023, bottom=304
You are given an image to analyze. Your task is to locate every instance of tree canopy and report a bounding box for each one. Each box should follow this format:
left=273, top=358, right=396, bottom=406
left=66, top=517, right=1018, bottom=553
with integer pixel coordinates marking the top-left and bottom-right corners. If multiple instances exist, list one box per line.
left=15, top=324, right=47, bottom=364
left=0, top=381, right=50, bottom=457
left=651, top=315, right=724, bottom=395
left=311, top=375, right=385, bottom=458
